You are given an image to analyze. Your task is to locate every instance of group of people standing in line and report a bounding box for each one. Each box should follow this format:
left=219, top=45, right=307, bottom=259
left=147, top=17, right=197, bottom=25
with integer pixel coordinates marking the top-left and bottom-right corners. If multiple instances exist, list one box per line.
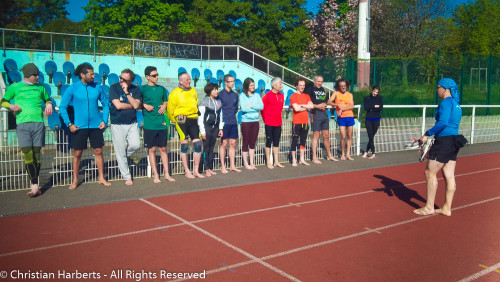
left=2, top=62, right=463, bottom=218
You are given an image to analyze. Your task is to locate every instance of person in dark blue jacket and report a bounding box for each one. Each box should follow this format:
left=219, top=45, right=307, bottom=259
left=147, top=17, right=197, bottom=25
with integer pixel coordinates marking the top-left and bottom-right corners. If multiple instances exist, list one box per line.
left=59, top=63, right=111, bottom=190
left=362, top=85, right=383, bottom=159
left=414, top=78, right=463, bottom=216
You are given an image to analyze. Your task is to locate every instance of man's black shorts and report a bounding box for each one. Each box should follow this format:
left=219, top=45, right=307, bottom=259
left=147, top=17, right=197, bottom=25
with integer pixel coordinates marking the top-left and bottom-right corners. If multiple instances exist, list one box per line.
left=72, top=128, right=105, bottom=150
left=175, top=118, right=200, bottom=141
left=428, top=135, right=459, bottom=163
left=144, top=129, right=168, bottom=149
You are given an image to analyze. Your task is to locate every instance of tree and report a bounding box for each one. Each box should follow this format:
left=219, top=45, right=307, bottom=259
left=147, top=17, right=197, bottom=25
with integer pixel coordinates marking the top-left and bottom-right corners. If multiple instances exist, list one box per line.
left=0, top=0, right=68, bottom=30
left=451, top=0, right=500, bottom=55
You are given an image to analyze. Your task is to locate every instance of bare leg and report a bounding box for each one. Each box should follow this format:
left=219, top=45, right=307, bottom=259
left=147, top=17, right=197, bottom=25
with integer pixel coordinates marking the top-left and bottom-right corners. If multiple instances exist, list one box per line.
left=323, top=130, right=337, bottom=161
left=273, top=147, right=284, bottom=167
left=265, top=147, right=273, bottom=169
left=436, top=160, right=457, bottom=216
left=180, top=142, right=195, bottom=179
left=242, top=151, right=252, bottom=169
left=249, top=148, right=257, bottom=170
left=192, top=151, right=205, bottom=178
left=346, top=126, right=354, bottom=160
left=94, top=147, right=111, bottom=186
left=149, top=146, right=161, bottom=183
left=70, top=150, right=83, bottom=189
left=219, top=139, right=228, bottom=173
left=414, top=159, right=444, bottom=215
left=229, top=139, right=241, bottom=172
left=339, top=126, right=347, bottom=160
left=291, top=151, right=298, bottom=166
left=159, top=147, right=175, bottom=182
left=311, top=131, right=321, bottom=164
left=299, top=148, right=309, bottom=165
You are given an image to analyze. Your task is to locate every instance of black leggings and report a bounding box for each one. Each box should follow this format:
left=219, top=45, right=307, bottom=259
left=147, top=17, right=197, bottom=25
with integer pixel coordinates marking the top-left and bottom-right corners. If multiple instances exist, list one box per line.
left=265, top=125, right=281, bottom=148
left=365, top=119, right=380, bottom=154
left=291, top=123, right=309, bottom=151
left=203, top=126, right=218, bottom=170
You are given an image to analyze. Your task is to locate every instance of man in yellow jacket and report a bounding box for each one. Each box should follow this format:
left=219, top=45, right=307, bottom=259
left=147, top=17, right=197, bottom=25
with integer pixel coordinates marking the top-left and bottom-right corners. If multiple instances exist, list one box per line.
left=167, top=72, right=205, bottom=178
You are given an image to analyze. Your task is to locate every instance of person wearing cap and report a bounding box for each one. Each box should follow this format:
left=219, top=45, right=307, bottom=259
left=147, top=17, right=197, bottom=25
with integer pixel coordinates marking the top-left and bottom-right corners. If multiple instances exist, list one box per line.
left=0, top=63, right=53, bottom=197
left=414, top=78, right=463, bottom=217
left=59, top=63, right=111, bottom=190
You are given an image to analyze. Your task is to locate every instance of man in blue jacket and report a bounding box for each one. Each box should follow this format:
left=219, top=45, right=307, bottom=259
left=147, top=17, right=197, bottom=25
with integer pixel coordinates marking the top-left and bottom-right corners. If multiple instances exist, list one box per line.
left=218, top=74, right=241, bottom=173
left=59, top=63, right=111, bottom=190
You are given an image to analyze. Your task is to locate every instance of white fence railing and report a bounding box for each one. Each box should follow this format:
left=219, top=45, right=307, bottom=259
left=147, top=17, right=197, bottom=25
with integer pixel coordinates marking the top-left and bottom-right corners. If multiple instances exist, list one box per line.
left=1, top=105, right=499, bottom=192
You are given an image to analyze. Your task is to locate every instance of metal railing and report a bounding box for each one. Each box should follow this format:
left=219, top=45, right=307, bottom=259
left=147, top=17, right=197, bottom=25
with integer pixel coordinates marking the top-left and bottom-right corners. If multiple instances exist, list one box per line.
left=1, top=105, right=499, bottom=192
left=0, top=28, right=334, bottom=94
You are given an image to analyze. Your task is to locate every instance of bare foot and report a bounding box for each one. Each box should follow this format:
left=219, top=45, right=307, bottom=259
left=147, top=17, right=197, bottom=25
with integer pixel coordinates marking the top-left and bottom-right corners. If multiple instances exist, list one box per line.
left=267, top=163, right=274, bottom=169
left=244, top=165, right=253, bottom=170
left=193, top=172, right=205, bottom=179
left=292, top=162, right=298, bottom=167
left=153, top=177, right=161, bottom=184
left=251, top=166, right=257, bottom=170
left=98, top=179, right=111, bottom=187
left=230, top=168, right=242, bottom=173
left=369, top=154, right=376, bottom=160
left=327, top=156, right=339, bottom=162
left=435, top=209, right=452, bottom=216
left=205, top=171, right=212, bottom=177
left=209, top=170, right=217, bottom=175
left=125, top=178, right=133, bottom=186
left=341, top=156, right=346, bottom=160
left=413, top=207, right=435, bottom=216
left=221, top=168, right=229, bottom=174
left=185, top=172, right=195, bottom=179
left=164, top=175, right=175, bottom=182
left=69, top=181, right=78, bottom=190
left=27, top=184, right=41, bottom=197
left=362, top=153, right=368, bottom=158
left=312, top=159, right=322, bottom=164
left=274, top=163, right=284, bottom=168
left=300, top=161, right=310, bottom=166
left=346, top=156, right=354, bottom=161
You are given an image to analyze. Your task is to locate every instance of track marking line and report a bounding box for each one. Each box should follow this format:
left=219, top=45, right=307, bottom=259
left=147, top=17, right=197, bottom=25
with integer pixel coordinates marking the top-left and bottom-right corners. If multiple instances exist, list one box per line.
left=200, top=196, right=500, bottom=277
left=289, top=202, right=301, bottom=207
left=479, top=264, right=500, bottom=274
left=139, top=198, right=300, bottom=282
left=459, top=261, right=500, bottom=281
left=364, top=227, right=382, bottom=234
left=0, top=167, right=498, bottom=259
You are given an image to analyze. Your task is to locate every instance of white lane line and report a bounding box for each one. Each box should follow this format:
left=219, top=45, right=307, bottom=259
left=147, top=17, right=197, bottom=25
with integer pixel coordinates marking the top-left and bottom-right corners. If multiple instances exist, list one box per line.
left=201, top=196, right=500, bottom=277
left=459, top=261, right=500, bottom=282
left=0, top=167, right=498, bottom=258
left=139, top=198, right=301, bottom=282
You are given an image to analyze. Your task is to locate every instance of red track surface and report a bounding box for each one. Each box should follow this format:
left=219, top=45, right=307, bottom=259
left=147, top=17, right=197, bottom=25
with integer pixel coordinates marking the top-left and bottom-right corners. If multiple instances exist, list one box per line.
left=1, top=153, right=499, bottom=281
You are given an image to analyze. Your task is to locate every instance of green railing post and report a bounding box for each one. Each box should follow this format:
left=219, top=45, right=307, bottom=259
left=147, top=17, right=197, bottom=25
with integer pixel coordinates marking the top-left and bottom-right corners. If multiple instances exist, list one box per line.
left=487, top=54, right=492, bottom=115
left=372, top=58, right=377, bottom=86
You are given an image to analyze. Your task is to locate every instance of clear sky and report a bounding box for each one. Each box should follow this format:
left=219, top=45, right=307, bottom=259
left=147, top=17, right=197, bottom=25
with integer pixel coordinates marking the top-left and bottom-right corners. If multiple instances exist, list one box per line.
left=66, top=0, right=473, bottom=22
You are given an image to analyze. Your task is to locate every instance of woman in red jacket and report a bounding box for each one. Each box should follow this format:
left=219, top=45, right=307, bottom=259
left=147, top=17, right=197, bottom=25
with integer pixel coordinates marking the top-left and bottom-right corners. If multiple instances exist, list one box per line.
left=262, top=77, right=285, bottom=169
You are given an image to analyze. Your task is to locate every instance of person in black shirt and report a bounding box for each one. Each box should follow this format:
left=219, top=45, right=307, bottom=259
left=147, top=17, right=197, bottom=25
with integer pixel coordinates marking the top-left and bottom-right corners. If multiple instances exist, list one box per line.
left=304, top=75, right=338, bottom=163
left=362, top=85, right=383, bottom=159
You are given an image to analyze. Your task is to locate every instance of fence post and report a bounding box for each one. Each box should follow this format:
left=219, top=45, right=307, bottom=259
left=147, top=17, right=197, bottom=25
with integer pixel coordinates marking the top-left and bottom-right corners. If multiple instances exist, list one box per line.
left=2, top=29, right=5, bottom=57
left=131, top=39, right=135, bottom=64
left=471, top=106, right=476, bottom=144
left=356, top=106, right=361, bottom=155
left=50, top=34, right=53, bottom=59
left=460, top=51, right=465, bottom=102
left=487, top=54, right=492, bottom=115
left=372, top=58, right=376, bottom=86
left=421, top=106, right=426, bottom=136
left=93, top=36, right=96, bottom=62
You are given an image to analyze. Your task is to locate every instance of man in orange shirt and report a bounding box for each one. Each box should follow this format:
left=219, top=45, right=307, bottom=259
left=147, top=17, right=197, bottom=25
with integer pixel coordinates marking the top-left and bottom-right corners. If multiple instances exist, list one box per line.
left=328, top=78, right=355, bottom=160
left=290, top=78, right=314, bottom=166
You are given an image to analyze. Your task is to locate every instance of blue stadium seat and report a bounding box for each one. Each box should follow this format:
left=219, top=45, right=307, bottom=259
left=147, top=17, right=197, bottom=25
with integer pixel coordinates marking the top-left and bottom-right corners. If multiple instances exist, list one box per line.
left=204, top=69, right=213, bottom=81
left=63, top=61, right=75, bottom=84
left=43, top=83, right=52, bottom=96
left=326, top=108, right=332, bottom=119
left=99, top=63, right=110, bottom=85
left=38, top=72, right=45, bottom=84
left=48, top=111, right=61, bottom=130
left=285, top=89, right=294, bottom=106
left=209, top=77, right=218, bottom=84
left=258, top=79, right=266, bottom=94
left=3, top=59, right=17, bottom=72
left=101, top=85, right=110, bottom=97
left=178, top=67, right=187, bottom=74
left=229, top=70, right=237, bottom=79
left=93, top=72, right=102, bottom=84
left=136, top=111, right=144, bottom=128
left=191, top=68, right=201, bottom=87
left=237, top=111, right=242, bottom=124
left=107, top=73, right=119, bottom=85
left=60, top=84, right=69, bottom=97
left=216, top=70, right=224, bottom=81
left=132, top=75, right=142, bottom=86
left=7, top=70, right=21, bottom=84
left=45, top=61, right=57, bottom=83
left=52, top=71, right=66, bottom=95
left=235, top=79, right=243, bottom=94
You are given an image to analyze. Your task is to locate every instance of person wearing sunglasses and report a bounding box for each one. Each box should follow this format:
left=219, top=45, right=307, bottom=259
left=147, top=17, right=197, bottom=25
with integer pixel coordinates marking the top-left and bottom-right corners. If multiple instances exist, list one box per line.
left=140, top=66, right=175, bottom=183
left=109, top=69, right=142, bottom=186
left=1, top=63, right=53, bottom=197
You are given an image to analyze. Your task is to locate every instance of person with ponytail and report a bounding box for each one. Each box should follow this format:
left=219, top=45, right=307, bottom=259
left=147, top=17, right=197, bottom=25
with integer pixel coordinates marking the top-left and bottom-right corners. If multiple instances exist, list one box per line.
left=414, top=78, right=463, bottom=216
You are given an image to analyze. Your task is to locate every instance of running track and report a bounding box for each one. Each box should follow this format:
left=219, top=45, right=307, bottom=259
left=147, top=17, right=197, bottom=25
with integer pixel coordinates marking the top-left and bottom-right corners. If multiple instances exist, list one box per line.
left=0, top=152, right=499, bottom=281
